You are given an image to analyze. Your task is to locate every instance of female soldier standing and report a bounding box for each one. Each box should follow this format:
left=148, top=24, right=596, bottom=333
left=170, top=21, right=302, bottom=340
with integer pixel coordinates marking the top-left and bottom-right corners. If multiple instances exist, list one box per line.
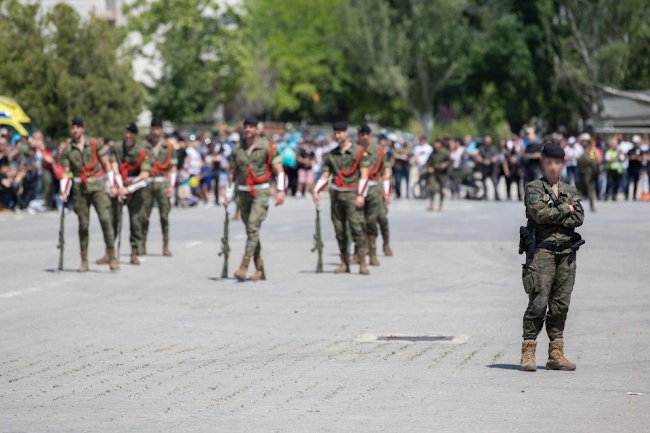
left=520, top=143, right=585, bottom=372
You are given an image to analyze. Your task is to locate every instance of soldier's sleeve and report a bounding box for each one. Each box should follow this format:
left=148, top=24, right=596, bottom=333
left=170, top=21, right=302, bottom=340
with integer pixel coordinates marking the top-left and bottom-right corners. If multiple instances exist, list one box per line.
left=168, top=142, right=178, bottom=166
left=525, top=183, right=572, bottom=225
left=381, top=149, right=390, bottom=171
left=270, top=145, right=282, bottom=166
left=140, top=147, right=153, bottom=173
left=96, top=139, right=108, bottom=157
left=109, top=144, right=118, bottom=164
left=322, top=154, right=331, bottom=174
left=60, top=147, right=70, bottom=169
left=562, top=188, right=585, bottom=228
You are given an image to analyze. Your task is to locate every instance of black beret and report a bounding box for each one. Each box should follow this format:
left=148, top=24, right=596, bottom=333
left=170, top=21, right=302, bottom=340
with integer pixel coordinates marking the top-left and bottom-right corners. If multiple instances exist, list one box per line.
left=126, top=122, right=138, bottom=134
left=151, top=117, right=163, bottom=127
left=541, top=142, right=565, bottom=159
left=243, top=116, right=259, bottom=127
left=357, top=124, right=371, bottom=134
left=70, top=118, right=84, bottom=127
left=332, top=121, right=348, bottom=132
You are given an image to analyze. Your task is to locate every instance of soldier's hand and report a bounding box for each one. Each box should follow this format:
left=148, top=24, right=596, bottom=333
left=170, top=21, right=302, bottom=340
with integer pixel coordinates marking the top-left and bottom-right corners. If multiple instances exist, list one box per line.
left=355, top=195, right=365, bottom=208
left=568, top=205, right=575, bottom=213
left=167, top=186, right=174, bottom=198
left=428, top=167, right=434, bottom=174
left=223, top=198, right=231, bottom=208
left=275, top=191, right=286, bottom=206
left=109, top=186, right=118, bottom=198
left=383, top=193, right=391, bottom=205
left=59, top=192, right=68, bottom=203
left=313, top=194, right=320, bottom=207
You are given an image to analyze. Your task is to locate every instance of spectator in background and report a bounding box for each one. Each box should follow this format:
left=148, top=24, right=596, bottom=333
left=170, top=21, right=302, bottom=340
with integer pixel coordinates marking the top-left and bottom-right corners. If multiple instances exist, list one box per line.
left=617, top=135, right=634, bottom=200
left=578, top=138, right=601, bottom=212
left=564, top=136, right=583, bottom=187
left=503, top=138, right=523, bottom=201
left=280, top=138, right=298, bottom=196
left=522, top=131, right=542, bottom=185
left=392, top=137, right=411, bottom=199
left=626, top=135, right=646, bottom=200
left=413, top=135, right=433, bottom=171
left=296, top=140, right=315, bottom=198
left=448, top=138, right=466, bottom=198
left=176, top=136, right=188, bottom=171
left=477, top=135, right=501, bottom=200
left=604, top=138, right=625, bottom=201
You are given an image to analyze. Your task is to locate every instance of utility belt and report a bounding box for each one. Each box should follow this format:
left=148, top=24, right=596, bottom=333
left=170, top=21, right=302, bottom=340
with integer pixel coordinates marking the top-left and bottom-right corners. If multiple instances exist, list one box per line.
left=237, top=183, right=270, bottom=191
left=72, top=177, right=103, bottom=184
left=148, top=176, right=169, bottom=183
left=368, top=180, right=379, bottom=186
left=519, top=226, right=585, bottom=255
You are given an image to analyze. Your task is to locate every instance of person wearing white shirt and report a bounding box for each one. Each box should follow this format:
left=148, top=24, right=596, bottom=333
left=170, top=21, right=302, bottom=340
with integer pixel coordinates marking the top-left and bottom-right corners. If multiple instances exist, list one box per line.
left=563, top=137, right=583, bottom=187
left=412, top=136, right=433, bottom=170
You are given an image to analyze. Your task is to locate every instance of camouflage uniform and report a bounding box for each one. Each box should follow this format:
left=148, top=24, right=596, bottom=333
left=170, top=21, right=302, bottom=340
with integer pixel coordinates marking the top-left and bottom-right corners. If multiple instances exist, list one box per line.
left=425, top=147, right=451, bottom=209
left=230, top=137, right=281, bottom=258
left=364, top=143, right=389, bottom=257
left=577, top=150, right=599, bottom=212
left=522, top=178, right=584, bottom=341
left=60, top=136, right=114, bottom=253
left=323, top=144, right=370, bottom=257
left=110, top=139, right=152, bottom=249
left=142, top=138, right=177, bottom=252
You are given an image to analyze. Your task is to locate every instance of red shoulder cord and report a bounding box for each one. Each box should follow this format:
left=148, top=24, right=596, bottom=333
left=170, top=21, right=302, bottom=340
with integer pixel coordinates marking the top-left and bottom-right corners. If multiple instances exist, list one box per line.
left=80, top=138, right=105, bottom=184
left=334, top=147, right=364, bottom=188
left=245, top=144, right=276, bottom=197
left=120, top=148, right=147, bottom=186
left=367, top=147, right=385, bottom=181
left=151, top=141, right=173, bottom=177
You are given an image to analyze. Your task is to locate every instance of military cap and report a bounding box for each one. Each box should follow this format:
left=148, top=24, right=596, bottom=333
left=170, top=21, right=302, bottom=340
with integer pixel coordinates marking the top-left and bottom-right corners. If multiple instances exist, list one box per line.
left=126, top=122, right=138, bottom=134
left=357, top=124, right=371, bottom=134
left=332, top=121, right=348, bottom=132
left=70, top=118, right=84, bottom=127
left=243, top=116, right=259, bottom=127
left=541, top=142, right=565, bottom=159
left=151, top=117, right=163, bottom=127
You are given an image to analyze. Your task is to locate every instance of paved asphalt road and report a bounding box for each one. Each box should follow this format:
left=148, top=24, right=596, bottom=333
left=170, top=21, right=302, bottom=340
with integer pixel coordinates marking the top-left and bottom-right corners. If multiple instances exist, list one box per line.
left=0, top=196, right=648, bottom=432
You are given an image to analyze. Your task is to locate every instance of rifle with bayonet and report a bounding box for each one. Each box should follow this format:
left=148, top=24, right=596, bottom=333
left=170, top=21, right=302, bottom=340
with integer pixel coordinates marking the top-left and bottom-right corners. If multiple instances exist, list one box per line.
left=311, top=207, right=324, bottom=273
left=218, top=206, right=230, bottom=278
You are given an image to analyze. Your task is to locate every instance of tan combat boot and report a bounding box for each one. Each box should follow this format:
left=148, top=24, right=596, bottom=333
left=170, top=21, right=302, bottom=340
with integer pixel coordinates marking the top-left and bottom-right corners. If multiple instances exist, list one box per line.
left=95, top=249, right=110, bottom=265
left=334, top=253, right=350, bottom=274
left=108, top=248, right=119, bottom=271
left=383, top=241, right=393, bottom=257
left=234, top=256, right=251, bottom=281
left=130, top=246, right=140, bottom=265
left=163, top=240, right=172, bottom=257
left=78, top=251, right=89, bottom=273
left=250, top=256, right=266, bottom=281
left=368, top=247, right=380, bottom=266
left=438, top=202, right=444, bottom=212
left=358, top=254, right=370, bottom=275
left=139, top=240, right=147, bottom=256
left=349, top=253, right=360, bottom=265
left=520, top=340, right=537, bottom=372
left=546, top=339, right=576, bottom=371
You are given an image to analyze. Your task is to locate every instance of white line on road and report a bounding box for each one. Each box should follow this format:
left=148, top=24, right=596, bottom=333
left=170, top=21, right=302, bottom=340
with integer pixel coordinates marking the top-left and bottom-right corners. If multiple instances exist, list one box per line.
left=185, top=241, right=203, bottom=248
left=0, top=287, right=41, bottom=299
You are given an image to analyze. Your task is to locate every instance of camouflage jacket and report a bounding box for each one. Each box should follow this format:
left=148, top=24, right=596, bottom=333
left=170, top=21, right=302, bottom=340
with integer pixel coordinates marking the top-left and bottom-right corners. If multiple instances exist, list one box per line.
left=364, top=143, right=389, bottom=183
left=110, top=139, right=152, bottom=179
left=323, top=143, right=370, bottom=188
left=425, top=148, right=451, bottom=173
left=148, top=137, right=178, bottom=177
left=525, top=178, right=585, bottom=250
left=60, top=135, right=106, bottom=192
left=230, top=137, right=281, bottom=186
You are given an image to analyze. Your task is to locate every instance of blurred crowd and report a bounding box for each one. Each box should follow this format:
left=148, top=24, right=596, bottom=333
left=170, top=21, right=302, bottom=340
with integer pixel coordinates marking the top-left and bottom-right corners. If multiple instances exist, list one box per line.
left=2, top=124, right=649, bottom=214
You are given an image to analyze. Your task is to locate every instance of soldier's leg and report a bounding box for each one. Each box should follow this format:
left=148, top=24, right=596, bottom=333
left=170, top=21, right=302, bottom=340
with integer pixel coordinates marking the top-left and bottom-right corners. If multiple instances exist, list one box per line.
left=365, top=189, right=380, bottom=265
left=522, top=250, right=556, bottom=340
left=73, top=189, right=91, bottom=256
left=248, top=190, right=270, bottom=281
left=436, top=174, right=447, bottom=210
left=128, top=190, right=144, bottom=249
left=545, top=253, right=576, bottom=341
left=41, top=170, right=55, bottom=210
left=330, top=192, right=347, bottom=254
left=140, top=183, right=153, bottom=253
left=234, top=191, right=254, bottom=280
left=97, top=196, right=120, bottom=265
left=427, top=176, right=435, bottom=210
left=156, top=182, right=172, bottom=255
left=91, top=191, right=116, bottom=250
left=346, top=194, right=369, bottom=274
left=378, top=199, right=391, bottom=256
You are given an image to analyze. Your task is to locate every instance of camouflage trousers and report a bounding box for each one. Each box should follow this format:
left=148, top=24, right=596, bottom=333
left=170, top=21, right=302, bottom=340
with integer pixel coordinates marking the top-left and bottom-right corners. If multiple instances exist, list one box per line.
left=72, top=184, right=114, bottom=252
left=112, top=190, right=145, bottom=248
left=522, top=249, right=577, bottom=341
left=364, top=185, right=385, bottom=249
left=331, top=190, right=366, bottom=256
left=142, top=180, right=172, bottom=243
left=237, top=188, right=270, bottom=258
left=428, top=173, right=447, bottom=204
left=377, top=198, right=389, bottom=244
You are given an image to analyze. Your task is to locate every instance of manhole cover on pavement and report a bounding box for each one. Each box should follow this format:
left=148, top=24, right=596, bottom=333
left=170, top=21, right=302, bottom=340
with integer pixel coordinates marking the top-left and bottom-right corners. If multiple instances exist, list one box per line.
left=377, top=336, right=454, bottom=342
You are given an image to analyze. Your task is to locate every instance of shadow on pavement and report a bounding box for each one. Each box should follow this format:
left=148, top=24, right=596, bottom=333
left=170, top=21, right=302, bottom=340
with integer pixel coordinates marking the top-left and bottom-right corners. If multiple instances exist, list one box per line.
left=486, top=364, right=523, bottom=371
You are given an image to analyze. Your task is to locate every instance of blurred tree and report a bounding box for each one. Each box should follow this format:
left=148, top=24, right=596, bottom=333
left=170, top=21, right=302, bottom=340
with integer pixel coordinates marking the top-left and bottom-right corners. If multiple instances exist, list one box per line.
left=0, top=0, right=143, bottom=140
left=124, top=0, right=243, bottom=124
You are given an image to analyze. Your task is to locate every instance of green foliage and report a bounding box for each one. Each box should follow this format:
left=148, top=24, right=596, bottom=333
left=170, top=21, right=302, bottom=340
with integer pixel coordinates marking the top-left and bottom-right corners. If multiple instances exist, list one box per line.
left=432, top=117, right=480, bottom=141
left=0, top=0, right=144, bottom=140
left=125, top=0, right=243, bottom=124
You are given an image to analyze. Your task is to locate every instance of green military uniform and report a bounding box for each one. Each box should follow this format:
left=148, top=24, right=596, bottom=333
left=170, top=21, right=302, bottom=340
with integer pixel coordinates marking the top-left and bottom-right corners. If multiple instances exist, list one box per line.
left=520, top=177, right=584, bottom=371
left=110, top=139, right=152, bottom=251
left=323, top=144, right=370, bottom=264
left=141, top=137, right=177, bottom=254
left=425, top=147, right=451, bottom=210
left=363, top=143, right=389, bottom=263
left=577, top=149, right=599, bottom=212
left=60, top=136, right=115, bottom=256
left=230, top=137, right=281, bottom=259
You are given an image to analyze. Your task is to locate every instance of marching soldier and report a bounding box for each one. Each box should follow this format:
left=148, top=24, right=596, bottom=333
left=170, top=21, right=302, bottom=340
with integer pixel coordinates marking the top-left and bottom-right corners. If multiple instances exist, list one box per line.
left=377, top=137, right=393, bottom=256
left=224, top=116, right=285, bottom=281
left=141, top=118, right=177, bottom=257
left=103, top=123, right=151, bottom=265
left=59, top=118, right=118, bottom=272
left=520, top=143, right=585, bottom=372
left=313, top=121, right=371, bottom=275
left=425, top=139, right=451, bottom=211
left=354, top=124, right=391, bottom=266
